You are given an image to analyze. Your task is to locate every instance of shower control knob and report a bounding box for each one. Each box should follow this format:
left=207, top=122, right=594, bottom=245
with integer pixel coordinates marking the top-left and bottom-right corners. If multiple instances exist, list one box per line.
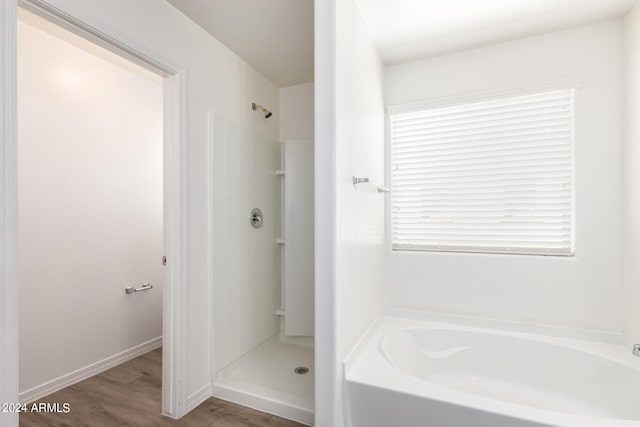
left=250, top=208, right=264, bottom=229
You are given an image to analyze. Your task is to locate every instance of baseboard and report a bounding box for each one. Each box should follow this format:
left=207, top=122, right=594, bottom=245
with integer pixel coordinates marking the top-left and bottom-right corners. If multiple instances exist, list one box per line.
left=19, top=336, right=162, bottom=404
left=186, top=382, right=212, bottom=413
left=211, top=383, right=314, bottom=426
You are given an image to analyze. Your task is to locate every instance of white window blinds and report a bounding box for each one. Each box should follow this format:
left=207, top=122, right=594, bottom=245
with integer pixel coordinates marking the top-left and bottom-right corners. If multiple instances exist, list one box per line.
left=390, top=89, right=574, bottom=256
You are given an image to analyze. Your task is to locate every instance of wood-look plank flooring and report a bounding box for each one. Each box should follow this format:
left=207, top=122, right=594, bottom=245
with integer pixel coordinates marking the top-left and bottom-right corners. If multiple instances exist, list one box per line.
left=20, top=348, right=306, bottom=427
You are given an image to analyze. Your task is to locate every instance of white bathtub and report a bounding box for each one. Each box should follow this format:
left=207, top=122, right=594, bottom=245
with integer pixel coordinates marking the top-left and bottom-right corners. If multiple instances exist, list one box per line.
left=345, top=314, right=640, bottom=427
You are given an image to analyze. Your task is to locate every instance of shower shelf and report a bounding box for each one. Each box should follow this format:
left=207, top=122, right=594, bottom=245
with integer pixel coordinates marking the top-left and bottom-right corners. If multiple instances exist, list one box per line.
left=275, top=169, right=285, bottom=175
left=276, top=238, right=285, bottom=244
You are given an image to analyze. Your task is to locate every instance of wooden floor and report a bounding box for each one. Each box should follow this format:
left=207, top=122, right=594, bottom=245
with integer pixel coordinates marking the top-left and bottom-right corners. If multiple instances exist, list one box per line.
left=20, top=348, right=306, bottom=427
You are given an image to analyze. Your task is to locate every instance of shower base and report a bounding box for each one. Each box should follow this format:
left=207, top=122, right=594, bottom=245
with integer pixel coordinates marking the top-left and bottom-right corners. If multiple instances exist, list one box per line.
left=212, top=335, right=314, bottom=425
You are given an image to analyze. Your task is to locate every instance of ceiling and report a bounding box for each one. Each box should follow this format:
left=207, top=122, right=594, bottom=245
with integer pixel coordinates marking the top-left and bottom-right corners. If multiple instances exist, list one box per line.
left=167, top=0, right=635, bottom=83
left=356, top=0, right=637, bottom=64
left=167, top=0, right=314, bottom=88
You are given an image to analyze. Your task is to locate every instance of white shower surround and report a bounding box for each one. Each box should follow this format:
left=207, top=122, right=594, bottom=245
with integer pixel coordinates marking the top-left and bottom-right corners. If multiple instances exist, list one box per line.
left=346, top=314, right=640, bottom=427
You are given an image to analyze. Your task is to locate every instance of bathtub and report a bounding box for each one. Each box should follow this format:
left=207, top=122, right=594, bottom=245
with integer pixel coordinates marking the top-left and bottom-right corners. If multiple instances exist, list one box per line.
left=345, top=314, right=640, bottom=427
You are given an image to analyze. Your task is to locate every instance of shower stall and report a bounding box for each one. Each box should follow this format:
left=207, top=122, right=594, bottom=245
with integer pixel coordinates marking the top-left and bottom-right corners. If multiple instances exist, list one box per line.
left=209, top=112, right=314, bottom=425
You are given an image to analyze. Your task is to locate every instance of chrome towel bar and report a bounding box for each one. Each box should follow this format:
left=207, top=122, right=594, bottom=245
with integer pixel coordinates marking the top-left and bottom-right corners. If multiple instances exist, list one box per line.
left=352, top=176, right=390, bottom=193
left=125, top=283, right=153, bottom=294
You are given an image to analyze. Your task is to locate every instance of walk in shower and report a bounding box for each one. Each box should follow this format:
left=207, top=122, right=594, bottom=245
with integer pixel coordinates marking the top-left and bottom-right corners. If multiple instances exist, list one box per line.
left=209, top=112, right=314, bottom=425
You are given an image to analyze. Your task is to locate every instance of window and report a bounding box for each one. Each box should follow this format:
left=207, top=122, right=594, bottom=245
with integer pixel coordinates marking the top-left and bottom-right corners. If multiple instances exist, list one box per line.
left=390, top=89, right=574, bottom=256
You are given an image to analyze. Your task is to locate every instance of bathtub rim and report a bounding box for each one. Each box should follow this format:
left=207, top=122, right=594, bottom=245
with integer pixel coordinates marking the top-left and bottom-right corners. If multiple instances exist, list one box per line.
left=379, top=325, right=640, bottom=373
left=344, top=308, right=627, bottom=375
left=387, top=308, right=626, bottom=344
left=344, top=311, right=640, bottom=427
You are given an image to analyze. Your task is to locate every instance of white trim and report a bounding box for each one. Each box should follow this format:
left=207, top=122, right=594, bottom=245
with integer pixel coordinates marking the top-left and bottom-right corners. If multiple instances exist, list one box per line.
left=3, top=1, right=190, bottom=421
left=0, top=2, right=18, bottom=427
left=211, top=384, right=314, bottom=426
left=19, top=337, right=162, bottom=404
left=569, top=89, right=578, bottom=258
left=387, top=76, right=585, bottom=115
left=17, top=0, right=179, bottom=75
left=186, top=383, right=212, bottom=414
left=162, top=70, right=189, bottom=419
left=314, top=0, right=338, bottom=426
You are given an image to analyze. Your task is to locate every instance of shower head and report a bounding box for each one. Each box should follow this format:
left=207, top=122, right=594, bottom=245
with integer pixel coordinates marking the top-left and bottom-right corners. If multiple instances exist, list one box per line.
left=252, top=102, right=272, bottom=119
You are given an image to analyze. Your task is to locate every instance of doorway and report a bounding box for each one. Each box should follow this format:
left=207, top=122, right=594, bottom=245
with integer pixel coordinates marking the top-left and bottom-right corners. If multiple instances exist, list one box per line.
left=17, top=5, right=164, bottom=404
left=1, top=0, right=188, bottom=421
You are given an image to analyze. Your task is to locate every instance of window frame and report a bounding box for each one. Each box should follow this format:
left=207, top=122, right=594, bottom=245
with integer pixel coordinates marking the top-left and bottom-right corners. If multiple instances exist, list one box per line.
left=386, top=80, right=580, bottom=257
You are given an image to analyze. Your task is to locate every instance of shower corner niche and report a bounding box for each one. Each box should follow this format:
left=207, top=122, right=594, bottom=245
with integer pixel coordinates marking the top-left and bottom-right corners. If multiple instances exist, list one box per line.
left=280, top=138, right=315, bottom=337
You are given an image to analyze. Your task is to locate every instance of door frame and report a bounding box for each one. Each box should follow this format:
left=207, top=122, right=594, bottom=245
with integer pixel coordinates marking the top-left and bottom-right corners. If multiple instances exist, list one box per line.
left=0, top=1, right=189, bottom=424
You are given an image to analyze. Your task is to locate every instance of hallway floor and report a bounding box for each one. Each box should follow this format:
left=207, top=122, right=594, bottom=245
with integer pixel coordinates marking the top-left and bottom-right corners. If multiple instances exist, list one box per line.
left=19, top=348, right=306, bottom=427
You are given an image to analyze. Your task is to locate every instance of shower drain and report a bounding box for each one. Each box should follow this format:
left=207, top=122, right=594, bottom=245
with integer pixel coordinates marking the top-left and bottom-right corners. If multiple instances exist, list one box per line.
left=294, top=366, right=309, bottom=375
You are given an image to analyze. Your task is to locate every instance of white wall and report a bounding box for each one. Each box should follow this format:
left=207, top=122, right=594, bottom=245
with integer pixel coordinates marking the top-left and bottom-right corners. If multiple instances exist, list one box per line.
left=624, top=1, right=640, bottom=347
left=280, top=82, right=314, bottom=141
left=385, top=21, right=625, bottom=332
left=212, top=116, right=281, bottom=372
left=314, top=0, right=338, bottom=424
left=336, top=0, right=386, bottom=358
left=315, top=0, right=386, bottom=424
left=18, top=15, right=163, bottom=394
left=35, top=0, right=280, bottom=406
